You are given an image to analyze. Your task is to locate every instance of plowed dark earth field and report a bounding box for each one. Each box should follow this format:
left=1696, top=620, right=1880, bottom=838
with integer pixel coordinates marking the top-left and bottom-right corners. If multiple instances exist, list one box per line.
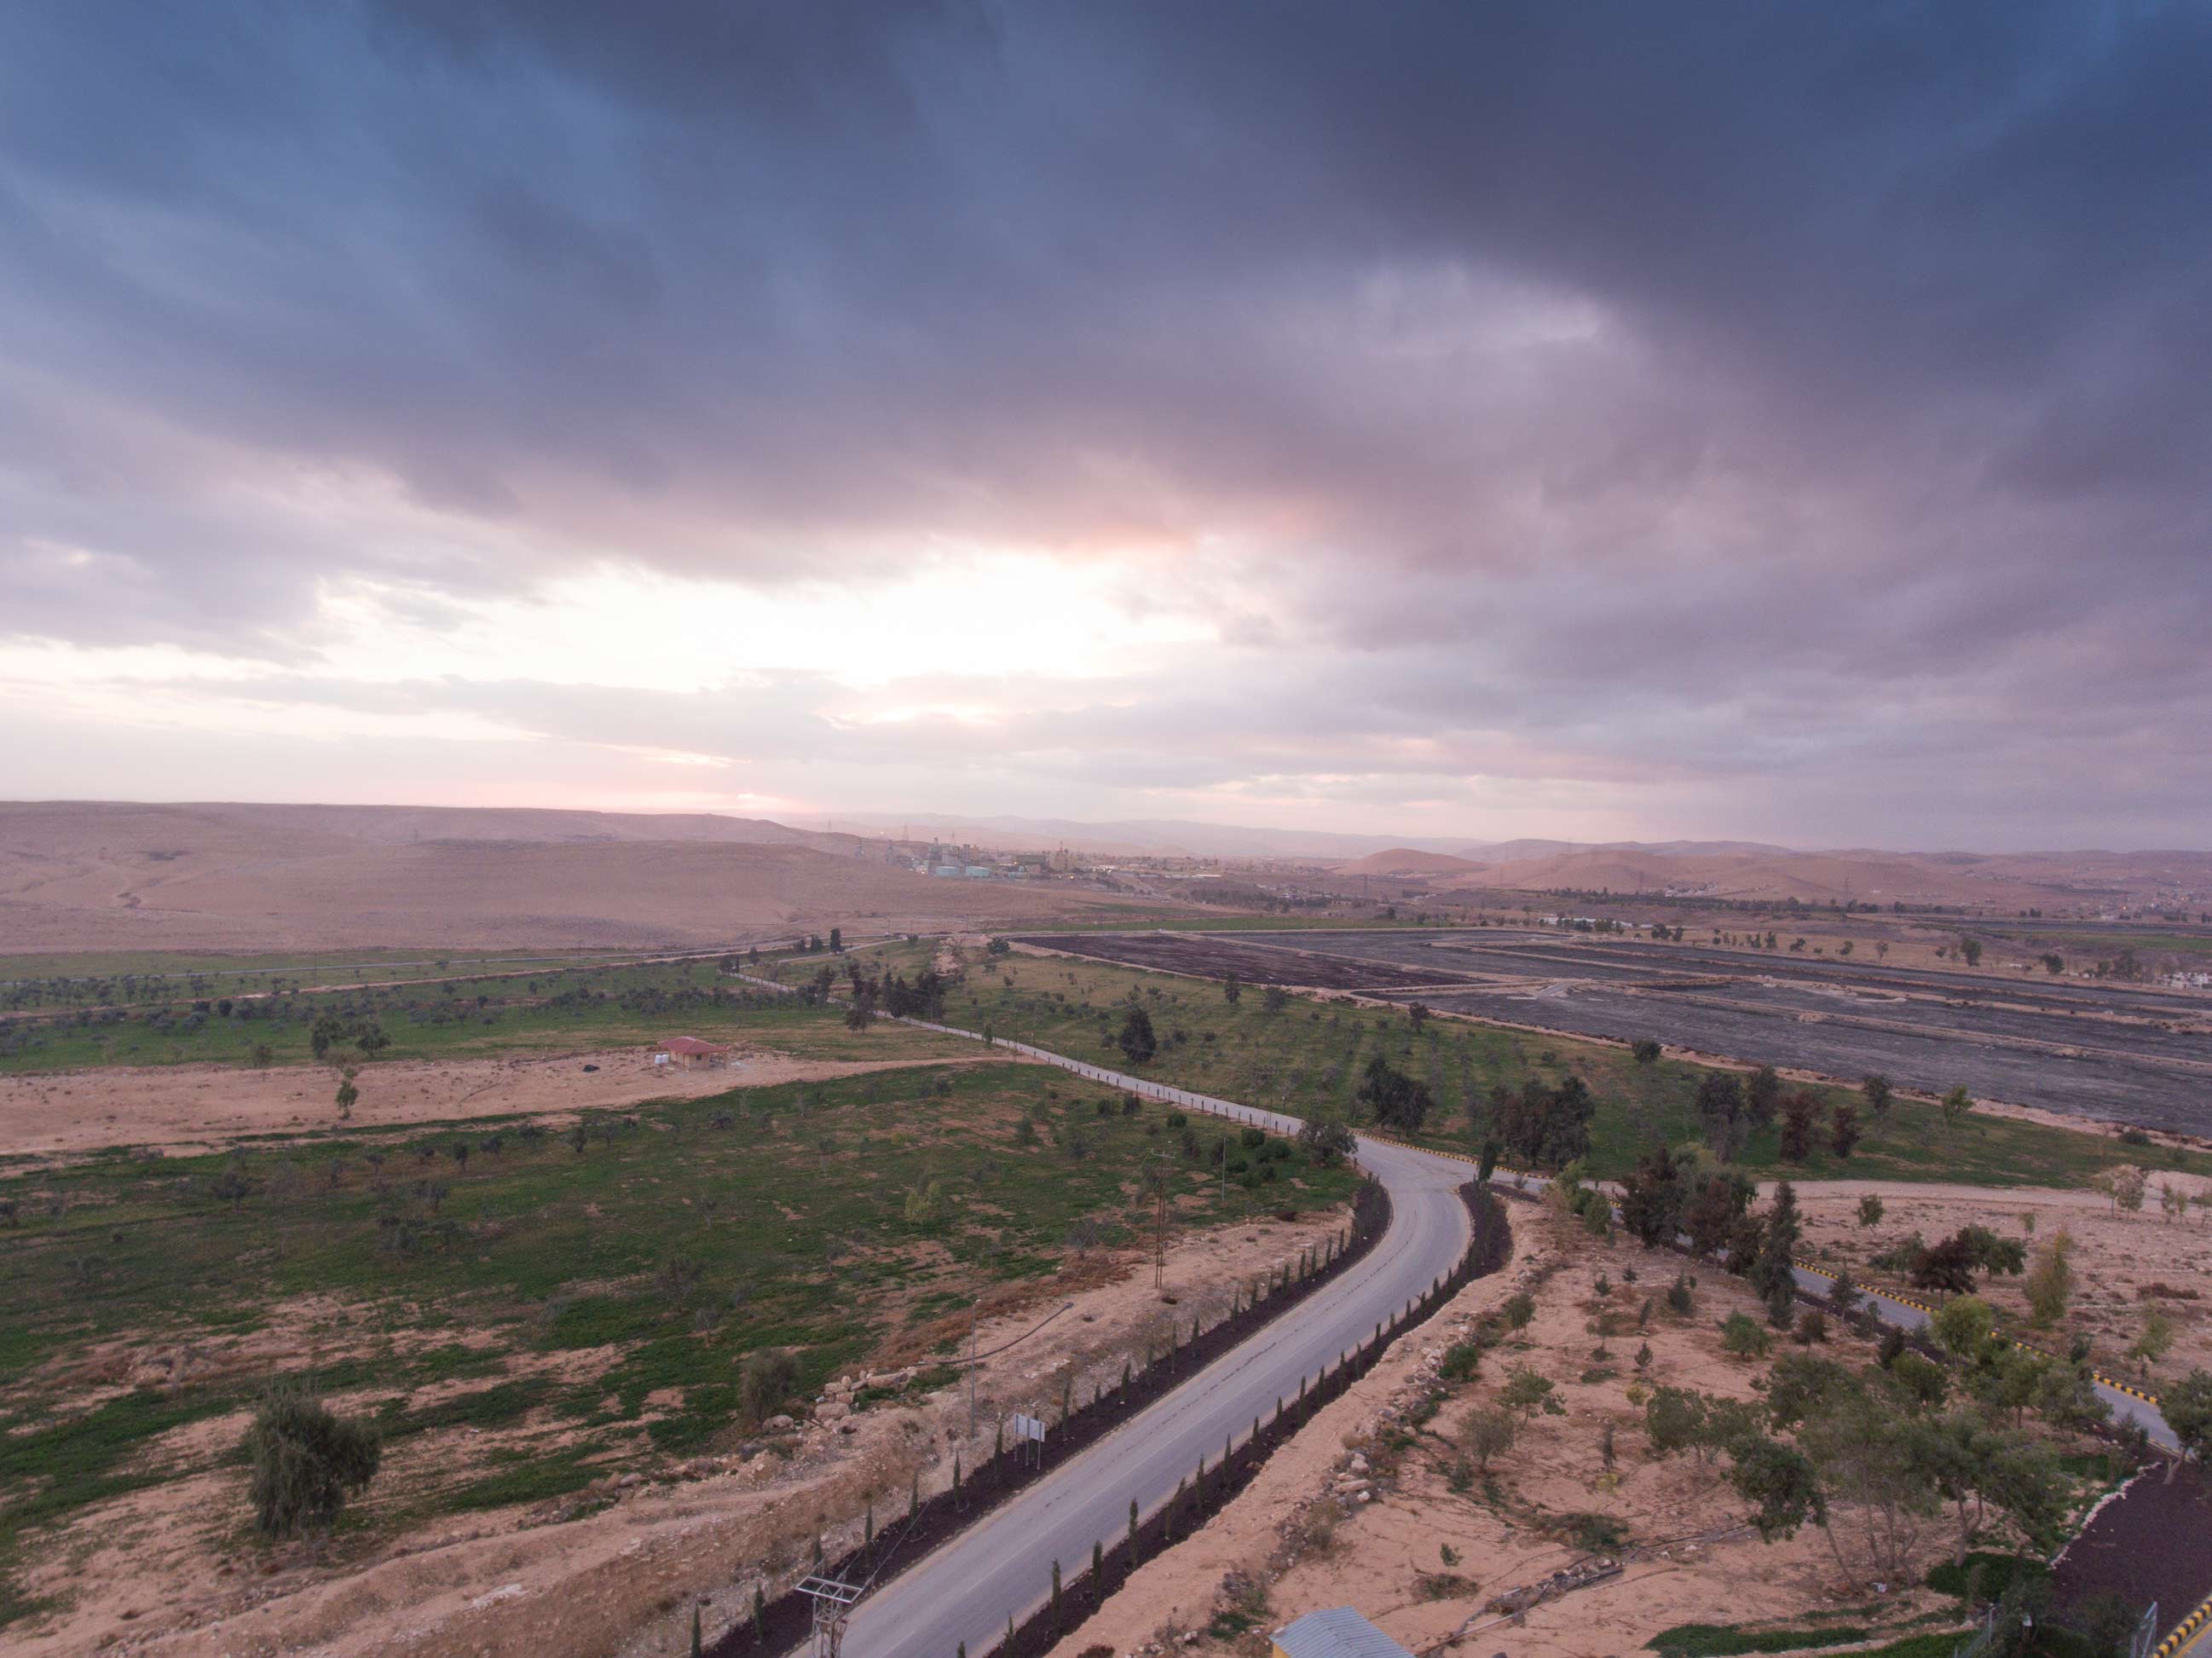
left=1018, top=929, right=2212, bottom=1135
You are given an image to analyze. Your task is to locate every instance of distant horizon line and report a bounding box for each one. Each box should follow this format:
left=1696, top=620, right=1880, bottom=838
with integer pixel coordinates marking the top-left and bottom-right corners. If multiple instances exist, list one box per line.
left=7, top=797, right=2208, bottom=862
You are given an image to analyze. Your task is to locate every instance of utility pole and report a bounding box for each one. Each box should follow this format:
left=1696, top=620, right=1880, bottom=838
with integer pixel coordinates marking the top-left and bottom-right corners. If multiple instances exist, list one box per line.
left=1151, top=1149, right=1175, bottom=1291
left=967, top=1297, right=980, bottom=1439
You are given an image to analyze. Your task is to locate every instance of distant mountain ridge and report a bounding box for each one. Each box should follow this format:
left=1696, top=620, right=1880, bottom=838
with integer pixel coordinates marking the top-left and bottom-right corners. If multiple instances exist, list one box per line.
left=7, top=802, right=2206, bottom=911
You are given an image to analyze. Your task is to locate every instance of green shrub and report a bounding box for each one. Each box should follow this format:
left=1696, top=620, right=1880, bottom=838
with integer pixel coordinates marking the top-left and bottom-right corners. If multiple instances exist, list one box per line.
left=741, top=1349, right=800, bottom=1424
left=243, top=1386, right=382, bottom=1539
left=1439, top=1337, right=1485, bottom=1382
left=1719, top=1312, right=1771, bottom=1359
left=1924, top=1552, right=2051, bottom=1602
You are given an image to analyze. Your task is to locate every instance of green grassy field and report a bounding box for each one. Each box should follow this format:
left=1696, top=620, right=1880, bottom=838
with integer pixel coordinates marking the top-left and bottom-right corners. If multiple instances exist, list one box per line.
left=909, top=948, right=2208, bottom=1187
left=0, top=1055, right=1354, bottom=1626
left=0, top=953, right=988, bottom=1075
left=0, top=944, right=652, bottom=996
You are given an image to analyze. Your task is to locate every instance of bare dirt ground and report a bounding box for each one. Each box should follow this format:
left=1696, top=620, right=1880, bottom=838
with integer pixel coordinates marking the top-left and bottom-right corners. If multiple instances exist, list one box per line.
left=0, top=801, right=1135, bottom=955
left=1050, top=1206, right=2009, bottom=1658
left=1788, top=1176, right=2212, bottom=1389
left=0, top=1048, right=1014, bottom=1161
left=10, top=1209, right=1351, bottom=1658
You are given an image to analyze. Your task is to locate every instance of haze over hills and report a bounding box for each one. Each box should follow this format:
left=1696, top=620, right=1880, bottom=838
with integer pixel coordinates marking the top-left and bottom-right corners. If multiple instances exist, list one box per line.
left=828, top=812, right=1453, bottom=860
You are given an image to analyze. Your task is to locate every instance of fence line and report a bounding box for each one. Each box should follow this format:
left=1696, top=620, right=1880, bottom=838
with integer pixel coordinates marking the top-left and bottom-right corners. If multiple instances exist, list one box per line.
left=730, top=969, right=1308, bottom=1140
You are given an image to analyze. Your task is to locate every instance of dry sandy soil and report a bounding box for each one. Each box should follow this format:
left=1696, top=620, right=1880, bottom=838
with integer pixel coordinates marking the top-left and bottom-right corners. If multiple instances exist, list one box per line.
left=10, top=1206, right=1351, bottom=1658
left=1434, top=845, right=2212, bottom=911
left=1788, top=1176, right=2212, bottom=1389
left=1049, top=1205, right=2049, bottom=1658
left=0, top=1046, right=1017, bottom=1161
left=0, top=801, right=1135, bottom=954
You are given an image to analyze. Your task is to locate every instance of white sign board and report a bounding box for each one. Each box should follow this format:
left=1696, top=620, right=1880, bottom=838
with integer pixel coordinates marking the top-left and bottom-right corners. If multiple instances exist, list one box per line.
left=1010, top=1412, right=1047, bottom=1443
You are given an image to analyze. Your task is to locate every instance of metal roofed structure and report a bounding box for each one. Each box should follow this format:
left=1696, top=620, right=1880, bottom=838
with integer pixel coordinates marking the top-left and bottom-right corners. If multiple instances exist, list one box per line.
left=1271, top=1607, right=1414, bottom=1658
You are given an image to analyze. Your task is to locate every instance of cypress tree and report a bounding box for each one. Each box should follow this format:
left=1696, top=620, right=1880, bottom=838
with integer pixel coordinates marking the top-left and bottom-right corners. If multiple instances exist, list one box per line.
left=863, top=1502, right=874, bottom=1546
left=909, top=1474, right=919, bottom=1521
left=951, top=1453, right=962, bottom=1497
left=751, top=1586, right=765, bottom=1643
left=1129, top=1496, right=1139, bottom=1551
left=1093, top=1540, right=1104, bottom=1601
left=691, top=1604, right=702, bottom=1657
left=1050, top=1560, right=1062, bottom=1630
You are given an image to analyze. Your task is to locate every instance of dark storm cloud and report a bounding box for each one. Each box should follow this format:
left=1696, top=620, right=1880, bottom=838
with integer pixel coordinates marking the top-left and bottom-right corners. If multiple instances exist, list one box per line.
left=2, top=1, right=2209, bottom=840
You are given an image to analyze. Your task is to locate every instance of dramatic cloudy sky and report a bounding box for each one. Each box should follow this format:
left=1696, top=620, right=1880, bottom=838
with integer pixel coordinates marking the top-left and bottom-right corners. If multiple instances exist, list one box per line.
left=3, top=3, right=2209, bottom=847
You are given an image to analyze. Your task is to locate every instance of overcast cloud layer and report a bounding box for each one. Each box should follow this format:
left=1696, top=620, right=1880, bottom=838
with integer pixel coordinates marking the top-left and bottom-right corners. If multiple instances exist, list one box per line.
left=3, top=2, right=2209, bottom=846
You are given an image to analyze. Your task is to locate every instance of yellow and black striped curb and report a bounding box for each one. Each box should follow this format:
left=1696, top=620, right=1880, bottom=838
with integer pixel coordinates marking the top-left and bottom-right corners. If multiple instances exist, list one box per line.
left=2151, top=1590, right=2212, bottom=1658
left=1788, top=1258, right=2163, bottom=1407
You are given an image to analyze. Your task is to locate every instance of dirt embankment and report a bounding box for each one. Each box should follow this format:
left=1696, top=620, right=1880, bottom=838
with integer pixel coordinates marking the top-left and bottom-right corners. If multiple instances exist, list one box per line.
left=0, top=1047, right=1013, bottom=1161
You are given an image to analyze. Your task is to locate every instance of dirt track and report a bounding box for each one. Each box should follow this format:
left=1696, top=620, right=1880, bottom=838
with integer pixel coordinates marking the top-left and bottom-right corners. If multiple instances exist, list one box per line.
left=0, top=1048, right=1011, bottom=1159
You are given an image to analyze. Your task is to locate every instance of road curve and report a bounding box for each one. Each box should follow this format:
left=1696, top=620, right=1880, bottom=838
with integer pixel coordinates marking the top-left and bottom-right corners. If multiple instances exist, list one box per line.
left=841, top=1133, right=1471, bottom=1658
left=717, top=979, right=1487, bottom=1658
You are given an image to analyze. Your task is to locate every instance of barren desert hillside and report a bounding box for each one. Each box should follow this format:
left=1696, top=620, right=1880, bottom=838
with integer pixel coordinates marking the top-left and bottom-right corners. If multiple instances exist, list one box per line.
left=1333, top=846, right=1487, bottom=876
left=1441, top=842, right=2212, bottom=908
left=0, top=801, right=1129, bottom=953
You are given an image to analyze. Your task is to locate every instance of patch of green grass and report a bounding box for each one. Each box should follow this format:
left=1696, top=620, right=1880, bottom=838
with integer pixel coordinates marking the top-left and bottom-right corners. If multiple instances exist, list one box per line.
left=0, top=955, right=979, bottom=1075
left=1648, top=1626, right=1872, bottom=1657
left=442, top=1456, right=601, bottom=1512
left=1851, top=1636, right=1971, bottom=1658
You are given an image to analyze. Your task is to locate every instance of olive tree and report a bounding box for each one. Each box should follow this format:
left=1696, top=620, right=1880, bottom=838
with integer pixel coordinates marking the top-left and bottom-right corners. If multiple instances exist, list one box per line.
left=244, top=1386, right=382, bottom=1539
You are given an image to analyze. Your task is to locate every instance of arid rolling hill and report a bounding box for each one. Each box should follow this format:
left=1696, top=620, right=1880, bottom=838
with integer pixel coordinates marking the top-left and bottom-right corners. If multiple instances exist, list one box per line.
left=1333, top=847, right=1487, bottom=877
left=0, top=802, right=1133, bottom=954
left=1437, top=844, right=2212, bottom=908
